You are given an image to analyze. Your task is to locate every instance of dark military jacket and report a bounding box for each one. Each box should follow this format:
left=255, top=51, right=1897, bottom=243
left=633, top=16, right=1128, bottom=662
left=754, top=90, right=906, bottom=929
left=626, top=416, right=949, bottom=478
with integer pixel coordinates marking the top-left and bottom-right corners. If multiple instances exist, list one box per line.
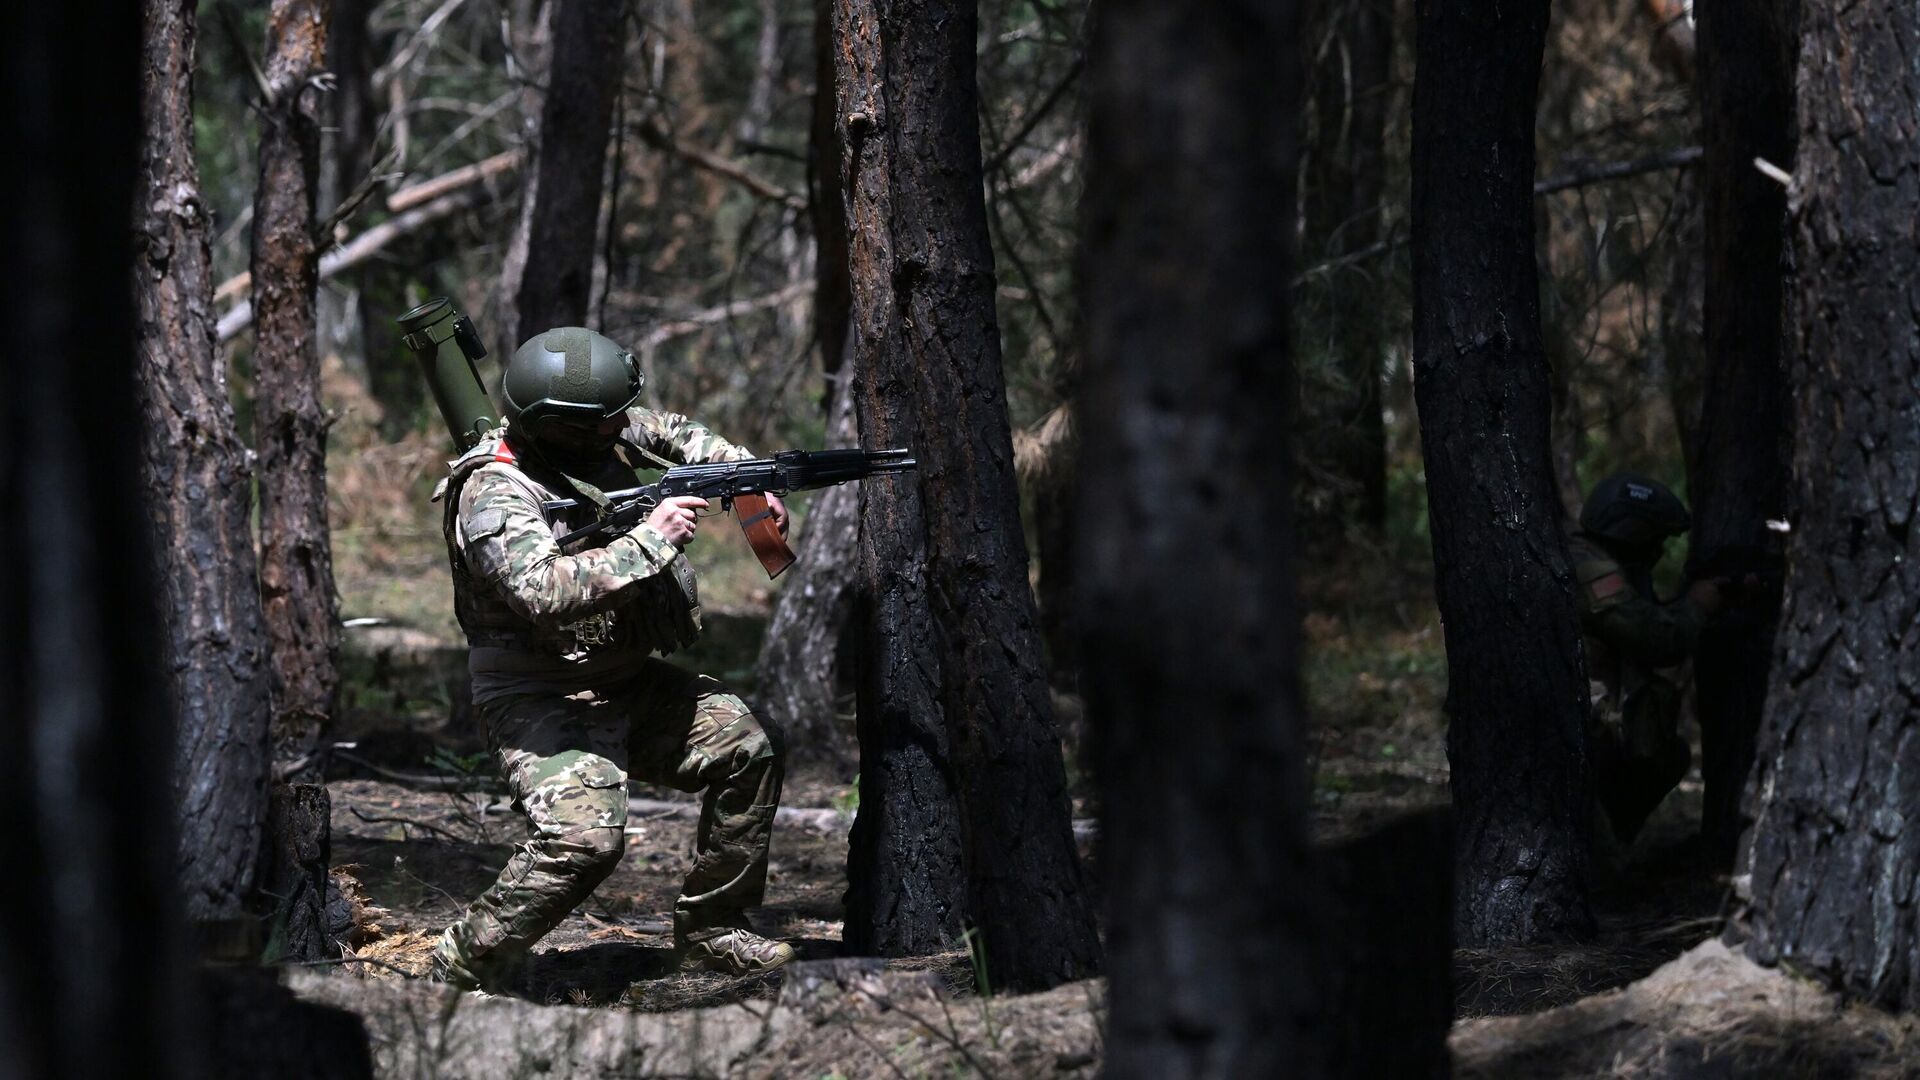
left=1568, top=531, right=1708, bottom=719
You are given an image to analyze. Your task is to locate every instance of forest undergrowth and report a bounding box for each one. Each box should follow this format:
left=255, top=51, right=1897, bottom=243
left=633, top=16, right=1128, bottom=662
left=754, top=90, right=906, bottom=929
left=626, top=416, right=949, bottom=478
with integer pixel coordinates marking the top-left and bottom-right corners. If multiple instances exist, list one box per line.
left=308, top=409, right=1920, bottom=1077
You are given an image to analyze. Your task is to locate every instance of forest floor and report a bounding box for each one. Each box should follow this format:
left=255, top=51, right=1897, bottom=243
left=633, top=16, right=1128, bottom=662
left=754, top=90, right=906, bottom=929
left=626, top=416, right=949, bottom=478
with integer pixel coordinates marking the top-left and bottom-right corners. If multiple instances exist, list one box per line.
left=306, top=385, right=1919, bottom=1075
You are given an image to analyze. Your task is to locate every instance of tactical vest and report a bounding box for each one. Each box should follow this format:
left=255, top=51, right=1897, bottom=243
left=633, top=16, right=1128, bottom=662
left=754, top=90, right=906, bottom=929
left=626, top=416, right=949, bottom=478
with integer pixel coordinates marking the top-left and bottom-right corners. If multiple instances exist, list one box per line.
left=438, top=434, right=701, bottom=658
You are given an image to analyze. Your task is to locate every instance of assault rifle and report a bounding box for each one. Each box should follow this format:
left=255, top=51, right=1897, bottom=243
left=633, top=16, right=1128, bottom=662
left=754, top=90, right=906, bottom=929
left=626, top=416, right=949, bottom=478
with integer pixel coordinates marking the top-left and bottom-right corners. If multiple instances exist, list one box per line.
left=541, top=448, right=916, bottom=578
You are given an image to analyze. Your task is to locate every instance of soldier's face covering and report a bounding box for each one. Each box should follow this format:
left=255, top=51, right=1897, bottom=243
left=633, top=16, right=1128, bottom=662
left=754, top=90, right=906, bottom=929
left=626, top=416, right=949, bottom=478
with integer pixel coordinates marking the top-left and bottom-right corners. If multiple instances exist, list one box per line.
left=526, top=414, right=623, bottom=472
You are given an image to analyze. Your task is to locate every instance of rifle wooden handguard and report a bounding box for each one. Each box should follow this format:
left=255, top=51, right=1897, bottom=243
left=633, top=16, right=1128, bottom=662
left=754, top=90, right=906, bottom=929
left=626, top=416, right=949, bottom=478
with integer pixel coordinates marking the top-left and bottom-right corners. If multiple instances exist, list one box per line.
left=734, top=494, right=795, bottom=578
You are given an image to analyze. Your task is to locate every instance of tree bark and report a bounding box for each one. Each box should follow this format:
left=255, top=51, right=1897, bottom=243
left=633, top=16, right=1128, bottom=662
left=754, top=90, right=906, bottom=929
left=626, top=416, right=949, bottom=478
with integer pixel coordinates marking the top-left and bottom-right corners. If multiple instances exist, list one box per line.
left=3, top=2, right=196, bottom=1071
left=1737, top=0, right=1920, bottom=1010
left=883, top=0, right=1101, bottom=992
left=810, top=0, right=852, bottom=389
left=507, top=0, right=625, bottom=348
left=747, top=0, right=864, bottom=775
left=253, top=0, right=340, bottom=776
left=260, top=784, right=336, bottom=963
left=1300, top=0, right=1393, bottom=538
left=136, top=0, right=275, bottom=923
left=1081, top=0, right=1319, bottom=1070
left=837, top=0, right=968, bottom=957
left=330, top=0, right=419, bottom=438
left=1689, top=0, right=1798, bottom=860
left=752, top=362, right=860, bottom=773
left=1412, top=0, right=1595, bottom=944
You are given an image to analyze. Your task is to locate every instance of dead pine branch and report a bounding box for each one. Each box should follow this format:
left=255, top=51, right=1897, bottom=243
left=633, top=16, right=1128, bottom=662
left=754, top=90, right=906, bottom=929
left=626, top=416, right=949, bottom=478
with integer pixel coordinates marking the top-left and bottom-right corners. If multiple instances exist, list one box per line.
left=635, top=119, right=808, bottom=213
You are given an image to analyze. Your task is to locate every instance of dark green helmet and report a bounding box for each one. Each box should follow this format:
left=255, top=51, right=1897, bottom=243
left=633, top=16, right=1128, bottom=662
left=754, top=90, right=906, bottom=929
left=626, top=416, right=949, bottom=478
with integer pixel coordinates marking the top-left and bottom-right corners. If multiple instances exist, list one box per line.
left=501, top=327, right=643, bottom=467
left=1579, top=473, right=1692, bottom=548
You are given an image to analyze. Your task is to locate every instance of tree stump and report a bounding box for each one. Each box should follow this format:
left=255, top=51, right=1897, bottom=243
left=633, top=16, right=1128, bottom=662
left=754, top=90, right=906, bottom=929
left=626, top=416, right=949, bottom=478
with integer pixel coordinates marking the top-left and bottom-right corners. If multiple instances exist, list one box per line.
left=262, top=783, right=335, bottom=962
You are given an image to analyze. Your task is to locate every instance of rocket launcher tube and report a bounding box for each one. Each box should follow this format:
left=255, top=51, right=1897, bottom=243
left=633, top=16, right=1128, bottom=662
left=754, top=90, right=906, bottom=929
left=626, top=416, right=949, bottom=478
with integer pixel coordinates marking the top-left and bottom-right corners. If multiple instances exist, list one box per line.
left=398, top=297, right=498, bottom=451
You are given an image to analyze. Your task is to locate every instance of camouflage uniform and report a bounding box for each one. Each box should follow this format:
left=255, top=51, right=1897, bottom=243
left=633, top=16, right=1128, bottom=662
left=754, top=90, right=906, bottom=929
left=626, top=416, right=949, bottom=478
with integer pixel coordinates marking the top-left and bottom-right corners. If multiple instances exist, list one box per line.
left=1568, top=531, right=1705, bottom=841
left=432, top=407, right=785, bottom=988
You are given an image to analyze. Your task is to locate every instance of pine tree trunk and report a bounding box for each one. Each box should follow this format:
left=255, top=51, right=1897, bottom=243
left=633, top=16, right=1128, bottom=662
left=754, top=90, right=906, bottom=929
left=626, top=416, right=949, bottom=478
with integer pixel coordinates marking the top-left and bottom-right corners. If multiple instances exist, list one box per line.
left=1689, top=0, right=1798, bottom=860
left=507, top=0, right=625, bottom=347
left=136, top=0, right=274, bottom=923
left=836, top=0, right=968, bottom=957
left=748, top=0, right=863, bottom=774
left=882, top=0, right=1100, bottom=992
left=1081, top=0, right=1318, bottom=1069
left=1300, top=0, right=1393, bottom=537
left=810, top=0, right=852, bottom=390
left=1412, top=0, right=1595, bottom=945
left=253, top=0, right=340, bottom=777
left=3, top=3, right=195, bottom=1070
left=1737, top=0, right=1920, bottom=1010
left=330, top=0, right=418, bottom=438
left=752, top=363, right=860, bottom=773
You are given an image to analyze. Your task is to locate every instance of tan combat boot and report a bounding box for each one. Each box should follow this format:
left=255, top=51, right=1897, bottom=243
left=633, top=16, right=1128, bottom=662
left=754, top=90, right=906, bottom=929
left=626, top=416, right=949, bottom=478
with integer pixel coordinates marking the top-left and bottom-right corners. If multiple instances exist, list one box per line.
left=677, top=925, right=795, bottom=976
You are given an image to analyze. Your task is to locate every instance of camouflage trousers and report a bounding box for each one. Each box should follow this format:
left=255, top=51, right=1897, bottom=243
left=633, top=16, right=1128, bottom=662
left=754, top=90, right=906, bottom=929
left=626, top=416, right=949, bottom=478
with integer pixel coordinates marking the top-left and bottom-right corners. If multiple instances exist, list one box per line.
left=441, top=659, right=783, bottom=973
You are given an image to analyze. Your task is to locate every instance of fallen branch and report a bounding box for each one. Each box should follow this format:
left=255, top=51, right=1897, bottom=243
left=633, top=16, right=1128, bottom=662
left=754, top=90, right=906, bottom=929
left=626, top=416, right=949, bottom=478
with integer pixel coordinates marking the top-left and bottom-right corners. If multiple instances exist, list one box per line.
left=629, top=282, right=811, bottom=350
left=636, top=120, right=807, bottom=213
left=214, top=150, right=521, bottom=305
left=347, top=806, right=469, bottom=844
left=332, top=749, right=494, bottom=793
left=1533, top=145, right=1702, bottom=196
left=217, top=182, right=497, bottom=342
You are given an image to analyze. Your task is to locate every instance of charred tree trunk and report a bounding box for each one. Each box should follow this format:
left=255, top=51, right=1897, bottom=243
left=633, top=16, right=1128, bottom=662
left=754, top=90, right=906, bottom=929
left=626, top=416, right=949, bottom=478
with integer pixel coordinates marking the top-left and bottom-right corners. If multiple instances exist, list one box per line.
left=837, top=0, right=968, bottom=957
left=136, top=0, right=274, bottom=923
left=752, top=362, right=860, bottom=773
left=1082, top=0, right=1318, bottom=1069
left=1300, top=0, right=1393, bottom=538
left=1412, top=0, right=1595, bottom=944
left=884, top=0, right=1100, bottom=991
left=810, top=0, right=852, bottom=389
left=506, top=0, right=625, bottom=348
left=259, top=784, right=335, bottom=962
left=1689, top=0, right=1798, bottom=860
left=3, top=2, right=195, bottom=1071
left=748, top=0, right=863, bottom=774
left=253, top=0, right=339, bottom=777
left=330, top=0, right=416, bottom=437
left=1737, top=0, right=1920, bottom=1010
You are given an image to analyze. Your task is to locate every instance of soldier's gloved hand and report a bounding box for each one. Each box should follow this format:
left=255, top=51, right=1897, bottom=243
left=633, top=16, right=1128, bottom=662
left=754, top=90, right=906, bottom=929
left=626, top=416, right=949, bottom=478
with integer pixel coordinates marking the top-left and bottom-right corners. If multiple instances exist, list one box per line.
left=646, top=496, right=709, bottom=548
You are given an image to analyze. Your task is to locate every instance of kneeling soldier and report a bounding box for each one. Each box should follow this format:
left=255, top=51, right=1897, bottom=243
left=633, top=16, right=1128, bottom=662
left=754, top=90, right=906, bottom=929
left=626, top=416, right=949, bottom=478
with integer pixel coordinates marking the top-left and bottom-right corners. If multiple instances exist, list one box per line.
left=430, top=326, right=794, bottom=992
left=1569, top=473, right=1732, bottom=844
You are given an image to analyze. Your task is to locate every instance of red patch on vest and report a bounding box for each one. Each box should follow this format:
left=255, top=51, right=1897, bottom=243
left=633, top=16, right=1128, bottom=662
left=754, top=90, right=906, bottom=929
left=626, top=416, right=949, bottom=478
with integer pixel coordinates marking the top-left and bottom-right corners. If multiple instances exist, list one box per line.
left=1590, top=572, right=1627, bottom=600
left=494, top=443, right=517, bottom=464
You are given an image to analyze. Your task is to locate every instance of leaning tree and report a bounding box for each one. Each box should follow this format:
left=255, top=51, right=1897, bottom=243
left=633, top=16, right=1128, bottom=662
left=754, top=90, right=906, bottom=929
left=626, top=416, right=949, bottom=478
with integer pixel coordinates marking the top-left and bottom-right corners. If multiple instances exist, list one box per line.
left=1412, top=0, right=1595, bottom=943
left=1737, top=0, right=1920, bottom=1009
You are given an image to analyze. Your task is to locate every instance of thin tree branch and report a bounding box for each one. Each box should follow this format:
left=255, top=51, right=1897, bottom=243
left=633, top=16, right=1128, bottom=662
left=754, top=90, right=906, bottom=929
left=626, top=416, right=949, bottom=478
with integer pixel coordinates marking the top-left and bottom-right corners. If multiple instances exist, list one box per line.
left=1532, top=145, right=1702, bottom=196
left=982, top=55, right=1084, bottom=177
left=213, top=150, right=521, bottom=318
left=635, top=119, right=807, bottom=213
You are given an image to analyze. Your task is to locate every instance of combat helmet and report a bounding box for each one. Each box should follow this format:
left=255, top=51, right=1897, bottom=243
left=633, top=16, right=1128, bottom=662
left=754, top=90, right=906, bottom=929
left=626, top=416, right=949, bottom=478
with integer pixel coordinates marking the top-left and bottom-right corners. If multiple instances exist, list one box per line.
left=500, top=327, right=644, bottom=469
left=1579, top=472, right=1692, bottom=550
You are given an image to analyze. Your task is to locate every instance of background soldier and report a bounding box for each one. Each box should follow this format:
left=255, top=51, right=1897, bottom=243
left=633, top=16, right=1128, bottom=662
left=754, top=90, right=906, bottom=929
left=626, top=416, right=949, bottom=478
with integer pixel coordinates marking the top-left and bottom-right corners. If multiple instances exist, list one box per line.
left=1569, top=473, right=1731, bottom=844
left=430, top=326, right=794, bottom=992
